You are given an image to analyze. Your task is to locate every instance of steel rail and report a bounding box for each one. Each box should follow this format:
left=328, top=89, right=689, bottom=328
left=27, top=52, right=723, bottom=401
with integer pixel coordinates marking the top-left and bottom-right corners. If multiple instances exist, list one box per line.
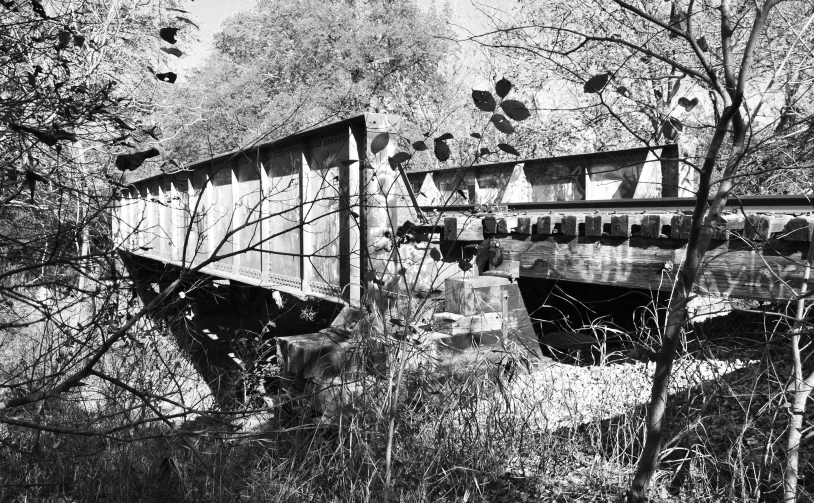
left=419, top=195, right=814, bottom=215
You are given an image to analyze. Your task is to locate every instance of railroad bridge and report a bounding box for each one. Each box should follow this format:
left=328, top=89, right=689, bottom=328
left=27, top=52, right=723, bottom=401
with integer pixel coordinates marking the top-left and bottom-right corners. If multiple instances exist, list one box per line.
left=114, top=113, right=814, bottom=402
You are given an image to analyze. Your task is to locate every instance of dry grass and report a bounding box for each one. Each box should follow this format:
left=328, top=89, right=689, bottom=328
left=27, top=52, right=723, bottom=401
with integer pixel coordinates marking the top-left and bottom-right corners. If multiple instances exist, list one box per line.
left=2, top=298, right=813, bottom=502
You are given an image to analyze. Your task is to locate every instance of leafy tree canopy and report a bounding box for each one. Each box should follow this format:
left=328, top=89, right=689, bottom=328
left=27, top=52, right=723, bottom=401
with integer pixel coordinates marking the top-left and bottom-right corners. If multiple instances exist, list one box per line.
left=162, top=0, right=450, bottom=162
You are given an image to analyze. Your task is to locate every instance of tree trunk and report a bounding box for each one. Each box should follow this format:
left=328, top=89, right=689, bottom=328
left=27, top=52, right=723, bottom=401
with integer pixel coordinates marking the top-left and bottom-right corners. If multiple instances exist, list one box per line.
left=785, top=374, right=814, bottom=502
left=784, top=240, right=814, bottom=502
left=628, top=104, right=743, bottom=501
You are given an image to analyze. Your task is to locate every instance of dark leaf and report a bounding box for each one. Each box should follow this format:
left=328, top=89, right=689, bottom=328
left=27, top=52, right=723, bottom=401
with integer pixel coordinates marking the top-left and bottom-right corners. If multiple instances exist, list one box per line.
left=654, top=89, right=663, bottom=101
left=370, top=132, right=390, bottom=155
left=616, top=86, right=628, bottom=95
left=390, top=152, right=411, bottom=164
left=1, top=1, right=19, bottom=12
left=542, top=331, right=599, bottom=349
left=497, top=143, right=520, bottom=156
left=161, top=47, right=183, bottom=57
left=412, top=140, right=427, bottom=151
left=470, top=132, right=482, bottom=139
left=388, top=153, right=410, bottom=171
left=678, top=97, right=699, bottom=112
left=430, top=248, right=442, bottom=261
left=142, top=125, right=159, bottom=140
left=110, top=116, right=135, bottom=131
left=389, top=318, right=405, bottom=327
left=495, top=77, right=512, bottom=98
left=396, top=220, right=415, bottom=238
left=57, top=30, right=71, bottom=48
left=667, top=80, right=681, bottom=103
left=669, top=5, right=687, bottom=37
left=340, top=159, right=358, bottom=166
left=10, top=123, right=76, bottom=146
left=159, top=27, right=179, bottom=44
left=27, top=170, right=45, bottom=182
left=697, top=36, right=709, bottom=52
left=662, top=118, right=683, bottom=140
left=115, top=148, right=160, bottom=171
left=490, top=114, right=515, bottom=135
left=584, top=73, right=610, bottom=93
left=176, top=16, right=199, bottom=29
left=670, top=117, right=684, bottom=132
left=458, top=259, right=473, bottom=271
left=30, top=0, right=47, bottom=18
left=472, top=90, right=496, bottom=112
left=155, top=72, right=177, bottom=84
left=398, top=267, right=406, bottom=276
left=435, top=132, right=454, bottom=142
left=350, top=210, right=359, bottom=219
left=433, top=140, right=450, bottom=162
left=479, top=147, right=491, bottom=156
left=73, top=34, right=85, bottom=47
left=500, top=100, right=531, bottom=121
left=25, top=170, right=44, bottom=204
left=662, top=120, right=675, bottom=140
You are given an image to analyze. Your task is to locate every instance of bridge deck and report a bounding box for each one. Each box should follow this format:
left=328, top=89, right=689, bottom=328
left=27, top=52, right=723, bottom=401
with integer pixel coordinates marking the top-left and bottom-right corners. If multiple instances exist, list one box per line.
left=426, top=202, right=814, bottom=301
left=113, top=114, right=814, bottom=304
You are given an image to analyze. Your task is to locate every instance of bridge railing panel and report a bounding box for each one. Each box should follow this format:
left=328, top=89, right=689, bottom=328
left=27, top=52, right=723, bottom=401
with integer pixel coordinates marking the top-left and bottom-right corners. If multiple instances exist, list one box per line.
left=191, top=171, right=210, bottom=263
left=261, top=147, right=302, bottom=290
left=210, top=165, right=234, bottom=272
left=159, top=179, right=172, bottom=259
left=125, top=188, right=138, bottom=250
left=235, top=154, right=262, bottom=280
left=360, top=114, right=422, bottom=301
left=526, top=161, right=584, bottom=201
left=305, top=137, right=345, bottom=299
left=406, top=144, right=684, bottom=206
left=171, top=176, right=190, bottom=263
left=112, top=194, right=122, bottom=248
left=584, top=148, right=663, bottom=199
left=136, top=185, right=149, bottom=250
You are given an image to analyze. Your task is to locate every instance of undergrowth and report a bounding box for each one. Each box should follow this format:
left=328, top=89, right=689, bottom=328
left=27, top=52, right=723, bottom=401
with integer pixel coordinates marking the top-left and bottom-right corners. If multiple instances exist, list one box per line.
left=2, top=297, right=813, bottom=502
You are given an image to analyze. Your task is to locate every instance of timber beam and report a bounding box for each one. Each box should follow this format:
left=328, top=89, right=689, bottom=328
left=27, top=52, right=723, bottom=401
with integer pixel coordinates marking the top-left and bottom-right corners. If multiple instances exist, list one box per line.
left=431, top=211, right=814, bottom=301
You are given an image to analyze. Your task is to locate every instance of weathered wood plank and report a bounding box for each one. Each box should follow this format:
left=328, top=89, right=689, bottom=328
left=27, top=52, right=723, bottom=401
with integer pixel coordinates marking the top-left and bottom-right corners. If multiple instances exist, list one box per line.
left=537, top=214, right=560, bottom=235
left=516, top=217, right=532, bottom=234
left=444, top=217, right=457, bottom=242
left=745, top=214, right=792, bottom=241
left=482, top=216, right=509, bottom=235
left=497, top=235, right=813, bottom=301
left=670, top=213, right=692, bottom=240
left=784, top=216, right=814, bottom=241
left=710, top=214, right=745, bottom=240
left=640, top=214, right=663, bottom=239
left=585, top=214, right=603, bottom=237
left=561, top=214, right=582, bottom=237
left=610, top=214, right=643, bottom=238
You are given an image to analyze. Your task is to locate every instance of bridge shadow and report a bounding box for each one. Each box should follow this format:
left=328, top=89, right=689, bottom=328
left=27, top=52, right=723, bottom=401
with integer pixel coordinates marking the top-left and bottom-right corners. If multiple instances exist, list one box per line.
left=120, top=252, right=344, bottom=408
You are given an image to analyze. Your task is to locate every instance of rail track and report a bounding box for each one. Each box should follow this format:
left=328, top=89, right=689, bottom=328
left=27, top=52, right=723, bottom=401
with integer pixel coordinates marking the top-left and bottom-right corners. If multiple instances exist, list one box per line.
left=419, top=194, right=814, bottom=216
